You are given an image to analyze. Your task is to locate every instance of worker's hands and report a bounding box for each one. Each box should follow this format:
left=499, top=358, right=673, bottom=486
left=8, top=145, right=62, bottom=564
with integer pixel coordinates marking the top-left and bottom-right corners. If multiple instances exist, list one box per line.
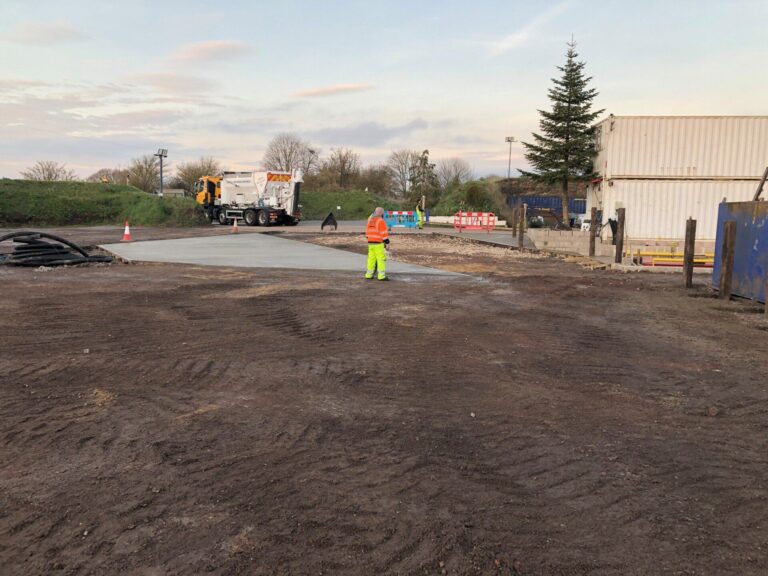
left=384, top=243, right=390, bottom=251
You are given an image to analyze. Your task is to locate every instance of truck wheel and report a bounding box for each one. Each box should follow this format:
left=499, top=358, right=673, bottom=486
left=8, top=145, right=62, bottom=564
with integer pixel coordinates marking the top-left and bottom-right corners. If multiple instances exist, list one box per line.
left=257, top=210, right=269, bottom=227
left=202, top=208, right=213, bottom=223
left=218, top=210, right=228, bottom=225
left=244, top=209, right=257, bottom=226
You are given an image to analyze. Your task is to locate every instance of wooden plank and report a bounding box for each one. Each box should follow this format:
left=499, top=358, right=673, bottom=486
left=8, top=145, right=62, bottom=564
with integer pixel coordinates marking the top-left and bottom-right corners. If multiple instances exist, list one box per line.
left=683, top=218, right=697, bottom=288
left=718, top=220, right=737, bottom=300
left=753, top=166, right=768, bottom=201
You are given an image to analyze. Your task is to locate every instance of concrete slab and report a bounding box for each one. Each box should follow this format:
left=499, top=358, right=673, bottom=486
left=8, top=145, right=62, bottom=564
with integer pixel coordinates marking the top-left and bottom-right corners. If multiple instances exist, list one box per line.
left=100, top=233, right=458, bottom=276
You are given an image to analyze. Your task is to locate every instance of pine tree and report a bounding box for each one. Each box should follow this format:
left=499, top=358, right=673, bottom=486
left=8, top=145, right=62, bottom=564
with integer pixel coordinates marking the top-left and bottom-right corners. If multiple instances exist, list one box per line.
left=407, top=150, right=439, bottom=208
left=520, top=41, right=604, bottom=228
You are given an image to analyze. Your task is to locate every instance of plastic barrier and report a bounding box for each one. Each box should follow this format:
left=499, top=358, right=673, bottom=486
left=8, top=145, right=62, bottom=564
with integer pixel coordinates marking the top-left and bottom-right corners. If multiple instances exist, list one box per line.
left=383, top=211, right=419, bottom=229
left=453, top=211, right=497, bottom=233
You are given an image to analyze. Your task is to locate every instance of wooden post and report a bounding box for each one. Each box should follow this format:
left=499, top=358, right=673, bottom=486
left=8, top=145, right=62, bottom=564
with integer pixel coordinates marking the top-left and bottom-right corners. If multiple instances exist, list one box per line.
left=719, top=220, right=737, bottom=300
left=614, top=208, right=625, bottom=264
left=518, top=203, right=527, bottom=250
left=765, top=279, right=768, bottom=315
left=588, top=206, right=597, bottom=257
left=683, top=218, right=697, bottom=288
left=511, top=207, right=518, bottom=236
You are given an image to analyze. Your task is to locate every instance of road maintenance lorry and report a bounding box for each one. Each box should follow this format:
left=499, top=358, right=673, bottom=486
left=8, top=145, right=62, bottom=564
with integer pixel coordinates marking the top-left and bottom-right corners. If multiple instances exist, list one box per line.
left=193, top=170, right=302, bottom=226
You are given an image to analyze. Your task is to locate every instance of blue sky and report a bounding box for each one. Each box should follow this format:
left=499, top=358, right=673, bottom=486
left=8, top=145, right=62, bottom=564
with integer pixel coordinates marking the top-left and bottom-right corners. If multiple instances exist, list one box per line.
left=1, top=0, right=766, bottom=178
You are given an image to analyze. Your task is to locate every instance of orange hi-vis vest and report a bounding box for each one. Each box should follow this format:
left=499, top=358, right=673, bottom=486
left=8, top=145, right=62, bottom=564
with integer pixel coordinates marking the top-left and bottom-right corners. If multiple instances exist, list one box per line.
left=366, top=216, right=389, bottom=243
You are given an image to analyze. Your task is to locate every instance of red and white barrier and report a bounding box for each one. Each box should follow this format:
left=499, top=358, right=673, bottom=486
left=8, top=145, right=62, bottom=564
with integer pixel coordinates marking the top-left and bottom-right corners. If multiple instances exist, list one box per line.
left=453, top=211, right=497, bottom=233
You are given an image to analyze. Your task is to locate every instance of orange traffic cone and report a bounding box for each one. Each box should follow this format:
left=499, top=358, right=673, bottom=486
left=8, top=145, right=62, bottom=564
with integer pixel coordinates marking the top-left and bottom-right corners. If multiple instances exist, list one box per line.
left=121, top=220, right=133, bottom=242
left=231, top=218, right=239, bottom=234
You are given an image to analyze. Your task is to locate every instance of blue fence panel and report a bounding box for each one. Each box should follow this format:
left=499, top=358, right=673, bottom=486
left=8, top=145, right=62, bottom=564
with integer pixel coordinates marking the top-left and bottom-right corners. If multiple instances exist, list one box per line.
left=712, top=201, right=768, bottom=304
left=383, top=211, right=419, bottom=229
left=507, top=196, right=586, bottom=214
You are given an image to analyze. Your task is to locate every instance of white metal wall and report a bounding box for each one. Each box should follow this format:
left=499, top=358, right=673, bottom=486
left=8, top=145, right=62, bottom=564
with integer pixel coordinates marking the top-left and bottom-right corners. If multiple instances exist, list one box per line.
left=594, top=116, right=768, bottom=179
left=587, top=179, right=758, bottom=240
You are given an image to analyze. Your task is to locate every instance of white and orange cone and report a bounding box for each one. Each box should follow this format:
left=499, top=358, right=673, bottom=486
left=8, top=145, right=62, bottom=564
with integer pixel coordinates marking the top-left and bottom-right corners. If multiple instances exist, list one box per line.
left=121, top=220, right=133, bottom=242
left=231, top=218, right=239, bottom=234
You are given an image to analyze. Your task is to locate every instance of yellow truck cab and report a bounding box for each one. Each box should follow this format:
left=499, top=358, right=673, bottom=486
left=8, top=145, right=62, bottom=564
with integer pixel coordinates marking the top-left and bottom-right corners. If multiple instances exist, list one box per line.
left=193, top=176, right=221, bottom=222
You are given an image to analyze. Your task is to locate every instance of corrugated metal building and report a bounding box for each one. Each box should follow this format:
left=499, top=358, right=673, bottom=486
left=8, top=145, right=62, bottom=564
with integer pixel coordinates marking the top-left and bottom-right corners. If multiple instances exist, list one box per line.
left=587, top=116, right=768, bottom=241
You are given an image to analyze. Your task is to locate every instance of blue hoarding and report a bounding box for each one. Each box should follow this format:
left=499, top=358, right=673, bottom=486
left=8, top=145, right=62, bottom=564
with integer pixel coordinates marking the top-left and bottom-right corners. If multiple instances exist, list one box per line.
left=712, top=201, right=768, bottom=304
left=507, top=195, right=586, bottom=214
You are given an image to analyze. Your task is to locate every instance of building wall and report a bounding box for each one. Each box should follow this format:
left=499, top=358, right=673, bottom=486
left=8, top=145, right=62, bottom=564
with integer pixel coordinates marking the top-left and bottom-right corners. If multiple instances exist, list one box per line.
left=587, top=179, right=758, bottom=240
left=594, top=116, right=768, bottom=180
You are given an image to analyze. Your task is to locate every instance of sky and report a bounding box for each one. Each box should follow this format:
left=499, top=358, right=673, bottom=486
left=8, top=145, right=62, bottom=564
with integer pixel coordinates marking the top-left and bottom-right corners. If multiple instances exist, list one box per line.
left=1, top=0, right=767, bottom=179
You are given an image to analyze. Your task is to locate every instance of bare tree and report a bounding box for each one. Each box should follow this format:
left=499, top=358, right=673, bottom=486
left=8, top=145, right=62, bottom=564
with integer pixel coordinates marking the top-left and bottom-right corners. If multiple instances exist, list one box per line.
left=21, top=160, right=77, bottom=181
left=386, top=149, right=418, bottom=197
left=321, top=148, right=361, bottom=189
left=127, top=155, right=160, bottom=193
left=436, top=158, right=473, bottom=191
left=262, top=133, right=319, bottom=176
left=86, top=167, right=130, bottom=185
left=357, top=163, right=393, bottom=196
left=174, top=157, right=221, bottom=191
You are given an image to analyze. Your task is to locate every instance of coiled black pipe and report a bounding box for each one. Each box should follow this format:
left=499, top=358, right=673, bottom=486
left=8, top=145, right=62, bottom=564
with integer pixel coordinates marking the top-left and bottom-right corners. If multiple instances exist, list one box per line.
left=0, top=231, right=113, bottom=267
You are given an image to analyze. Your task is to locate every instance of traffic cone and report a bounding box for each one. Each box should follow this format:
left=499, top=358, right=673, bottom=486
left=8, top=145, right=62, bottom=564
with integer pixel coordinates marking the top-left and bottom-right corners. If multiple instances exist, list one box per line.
left=231, top=218, right=239, bottom=234
left=121, top=220, right=133, bottom=242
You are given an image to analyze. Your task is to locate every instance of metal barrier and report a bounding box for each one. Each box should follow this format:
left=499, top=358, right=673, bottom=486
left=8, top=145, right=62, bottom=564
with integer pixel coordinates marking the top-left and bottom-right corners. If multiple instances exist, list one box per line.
left=712, top=200, right=768, bottom=303
left=383, top=211, right=419, bottom=229
left=453, top=211, right=497, bottom=233
left=630, top=251, right=715, bottom=268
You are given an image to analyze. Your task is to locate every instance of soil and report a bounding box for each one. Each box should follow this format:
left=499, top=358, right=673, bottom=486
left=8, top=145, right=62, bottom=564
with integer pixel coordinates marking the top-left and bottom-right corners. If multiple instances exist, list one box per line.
left=1, top=233, right=767, bottom=575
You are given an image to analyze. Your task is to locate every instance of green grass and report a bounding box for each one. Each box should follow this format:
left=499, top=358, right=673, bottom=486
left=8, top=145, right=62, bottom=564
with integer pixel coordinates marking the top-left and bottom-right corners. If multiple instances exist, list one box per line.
left=0, top=179, right=206, bottom=226
left=298, top=189, right=401, bottom=220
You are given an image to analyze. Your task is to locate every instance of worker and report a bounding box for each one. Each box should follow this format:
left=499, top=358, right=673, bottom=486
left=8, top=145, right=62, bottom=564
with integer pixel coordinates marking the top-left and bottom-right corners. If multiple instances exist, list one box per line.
left=365, top=207, right=390, bottom=281
left=415, top=197, right=425, bottom=230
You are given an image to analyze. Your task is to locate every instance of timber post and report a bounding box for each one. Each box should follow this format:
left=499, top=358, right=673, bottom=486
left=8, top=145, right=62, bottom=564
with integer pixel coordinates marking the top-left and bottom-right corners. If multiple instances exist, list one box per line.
left=683, top=218, right=697, bottom=288
left=589, top=206, right=597, bottom=258
left=719, top=220, right=737, bottom=300
left=614, top=208, right=625, bottom=264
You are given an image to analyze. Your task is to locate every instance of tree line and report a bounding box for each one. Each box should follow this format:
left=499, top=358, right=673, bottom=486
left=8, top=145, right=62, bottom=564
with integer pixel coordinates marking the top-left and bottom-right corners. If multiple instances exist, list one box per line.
left=18, top=138, right=476, bottom=210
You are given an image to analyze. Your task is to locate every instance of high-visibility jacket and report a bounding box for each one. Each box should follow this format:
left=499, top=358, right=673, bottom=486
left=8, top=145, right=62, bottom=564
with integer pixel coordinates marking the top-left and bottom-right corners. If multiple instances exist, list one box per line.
left=366, top=216, right=389, bottom=243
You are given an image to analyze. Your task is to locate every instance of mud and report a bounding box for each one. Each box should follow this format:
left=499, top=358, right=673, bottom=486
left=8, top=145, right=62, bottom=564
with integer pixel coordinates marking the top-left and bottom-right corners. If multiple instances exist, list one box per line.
left=1, top=235, right=767, bottom=575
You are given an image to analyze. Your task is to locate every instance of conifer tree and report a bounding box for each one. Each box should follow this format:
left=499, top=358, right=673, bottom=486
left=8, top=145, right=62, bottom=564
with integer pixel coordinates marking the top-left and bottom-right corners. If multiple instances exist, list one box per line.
left=520, top=41, right=604, bottom=228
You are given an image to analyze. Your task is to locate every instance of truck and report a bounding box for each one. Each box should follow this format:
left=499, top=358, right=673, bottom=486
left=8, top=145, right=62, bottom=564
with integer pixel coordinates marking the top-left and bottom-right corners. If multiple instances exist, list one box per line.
left=193, top=170, right=302, bottom=226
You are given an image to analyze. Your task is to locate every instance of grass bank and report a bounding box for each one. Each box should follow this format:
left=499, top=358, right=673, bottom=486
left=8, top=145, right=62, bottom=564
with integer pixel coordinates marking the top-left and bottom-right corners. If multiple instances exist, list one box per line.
left=0, top=179, right=206, bottom=226
left=299, top=189, right=400, bottom=220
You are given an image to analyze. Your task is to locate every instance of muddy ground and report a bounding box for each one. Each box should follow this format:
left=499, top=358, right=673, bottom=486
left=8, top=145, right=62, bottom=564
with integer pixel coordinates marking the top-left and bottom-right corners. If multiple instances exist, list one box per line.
left=1, top=233, right=767, bottom=575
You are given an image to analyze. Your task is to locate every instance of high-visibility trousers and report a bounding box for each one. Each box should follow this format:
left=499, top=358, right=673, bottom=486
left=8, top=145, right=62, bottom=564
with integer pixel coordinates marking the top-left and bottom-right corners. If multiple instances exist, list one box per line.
left=416, top=208, right=424, bottom=229
left=365, top=243, right=387, bottom=279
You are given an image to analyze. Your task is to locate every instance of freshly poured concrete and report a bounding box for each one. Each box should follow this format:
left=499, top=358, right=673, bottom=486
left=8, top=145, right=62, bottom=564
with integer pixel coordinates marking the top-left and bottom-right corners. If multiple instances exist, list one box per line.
left=101, top=233, right=456, bottom=275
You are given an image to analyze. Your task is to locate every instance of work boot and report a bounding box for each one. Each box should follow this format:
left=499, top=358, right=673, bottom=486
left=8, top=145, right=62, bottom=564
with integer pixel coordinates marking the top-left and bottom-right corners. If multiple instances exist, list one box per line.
left=377, top=276, right=389, bottom=281
left=364, top=274, right=374, bottom=280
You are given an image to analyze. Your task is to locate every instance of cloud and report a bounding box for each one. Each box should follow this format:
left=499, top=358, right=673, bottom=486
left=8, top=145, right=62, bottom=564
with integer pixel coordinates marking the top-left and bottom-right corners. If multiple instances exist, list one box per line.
left=309, top=119, right=428, bottom=147
left=8, top=21, right=87, bottom=45
left=126, top=72, right=212, bottom=98
left=488, top=2, right=569, bottom=55
left=169, top=41, right=250, bottom=63
left=293, top=83, right=373, bottom=98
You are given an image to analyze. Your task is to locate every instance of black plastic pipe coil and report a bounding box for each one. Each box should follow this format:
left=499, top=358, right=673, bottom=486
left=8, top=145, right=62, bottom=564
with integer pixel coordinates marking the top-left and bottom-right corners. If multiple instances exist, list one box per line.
left=0, top=231, right=113, bottom=267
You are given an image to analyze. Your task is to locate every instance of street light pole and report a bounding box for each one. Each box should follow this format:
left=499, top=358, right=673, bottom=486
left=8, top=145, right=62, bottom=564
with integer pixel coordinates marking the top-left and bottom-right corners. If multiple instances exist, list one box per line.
left=505, top=137, right=516, bottom=180
left=154, top=148, right=168, bottom=196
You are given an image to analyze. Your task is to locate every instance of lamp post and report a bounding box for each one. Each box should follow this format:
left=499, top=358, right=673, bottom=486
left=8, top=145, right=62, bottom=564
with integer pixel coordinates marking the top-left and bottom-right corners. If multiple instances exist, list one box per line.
left=154, top=148, right=168, bottom=196
left=505, top=137, right=516, bottom=180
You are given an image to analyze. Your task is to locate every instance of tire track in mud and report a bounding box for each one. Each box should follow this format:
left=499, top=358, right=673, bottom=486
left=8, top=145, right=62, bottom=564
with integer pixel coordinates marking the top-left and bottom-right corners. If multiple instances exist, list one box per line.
left=2, top=261, right=768, bottom=574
